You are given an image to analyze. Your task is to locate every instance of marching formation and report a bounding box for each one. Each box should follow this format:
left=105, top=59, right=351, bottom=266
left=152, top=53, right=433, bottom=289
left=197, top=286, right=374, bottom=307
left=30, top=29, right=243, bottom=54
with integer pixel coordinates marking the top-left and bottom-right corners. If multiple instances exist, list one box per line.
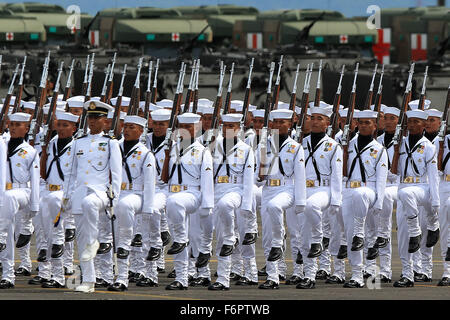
left=0, top=53, right=449, bottom=294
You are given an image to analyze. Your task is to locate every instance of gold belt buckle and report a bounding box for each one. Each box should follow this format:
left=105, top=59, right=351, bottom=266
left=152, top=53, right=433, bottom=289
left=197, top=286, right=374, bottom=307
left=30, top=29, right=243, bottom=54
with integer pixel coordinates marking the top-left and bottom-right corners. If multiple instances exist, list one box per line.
left=170, top=185, right=181, bottom=193
left=5, top=183, right=12, bottom=190
left=269, top=179, right=281, bottom=187
left=306, top=180, right=315, bottom=188
left=403, top=176, right=413, bottom=184
left=218, top=176, right=229, bottom=183
left=49, top=184, right=60, bottom=191
left=446, top=175, right=450, bottom=182
left=350, top=181, right=361, bottom=188
left=121, top=182, right=127, bottom=190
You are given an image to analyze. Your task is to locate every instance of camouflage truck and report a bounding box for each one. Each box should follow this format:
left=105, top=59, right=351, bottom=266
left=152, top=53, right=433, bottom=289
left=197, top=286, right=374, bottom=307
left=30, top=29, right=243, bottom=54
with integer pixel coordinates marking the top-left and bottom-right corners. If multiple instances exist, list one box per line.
left=0, top=5, right=45, bottom=45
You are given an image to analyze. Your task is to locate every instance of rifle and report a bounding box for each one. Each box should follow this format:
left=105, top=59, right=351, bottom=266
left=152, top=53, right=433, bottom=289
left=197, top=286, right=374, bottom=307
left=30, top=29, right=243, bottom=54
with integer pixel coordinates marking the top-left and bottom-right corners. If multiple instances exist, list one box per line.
left=257, top=61, right=276, bottom=181
left=327, top=65, right=345, bottom=139
left=81, top=54, right=90, bottom=96
left=160, top=63, right=186, bottom=183
left=192, top=60, right=200, bottom=114
left=40, top=61, right=64, bottom=179
left=438, top=84, right=450, bottom=171
left=151, top=58, right=160, bottom=104
left=100, top=64, right=111, bottom=103
left=29, top=52, right=50, bottom=146
left=0, top=64, right=19, bottom=134
left=223, top=62, right=235, bottom=114
left=110, top=64, right=127, bottom=138
left=314, top=59, right=323, bottom=106
left=363, top=64, right=378, bottom=110
left=128, top=57, right=143, bottom=115
left=418, top=66, right=429, bottom=111
left=143, top=60, right=153, bottom=115
left=294, top=64, right=313, bottom=143
left=12, top=56, right=27, bottom=114
left=373, top=64, right=385, bottom=138
left=239, top=58, right=254, bottom=139
left=63, top=59, right=75, bottom=103
left=77, top=53, right=95, bottom=137
left=105, top=52, right=117, bottom=104
left=271, top=55, right=283, bottom=109
left=341, top=63, right=360, bottom=177
left=288, top=63, right=300, bottom=117
left=389, top=63, right=415, bottom=175
left=183, top=60, right=197, bottom=113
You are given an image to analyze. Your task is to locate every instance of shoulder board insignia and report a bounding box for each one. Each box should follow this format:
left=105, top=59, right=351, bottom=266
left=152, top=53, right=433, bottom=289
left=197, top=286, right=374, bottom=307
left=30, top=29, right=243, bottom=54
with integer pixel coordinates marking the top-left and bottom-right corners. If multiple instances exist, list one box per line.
left=147, top=163, right=152, bottom=167
left=432, top=160, right=436, bottom=163
left=381, top=163, right=386, bottom=167
left=299, top=159, right=304, bottom=162
left=337, top=158, right=342, bottom=162
left=247, top=165, right=252, bottom=168
left=205, top=167, right=211, bottom=171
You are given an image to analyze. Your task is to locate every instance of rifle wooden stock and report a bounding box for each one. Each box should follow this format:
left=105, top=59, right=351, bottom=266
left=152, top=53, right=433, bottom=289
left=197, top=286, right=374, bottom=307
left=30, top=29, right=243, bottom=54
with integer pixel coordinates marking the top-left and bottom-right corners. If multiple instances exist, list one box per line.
left=329, top=92, right=342, bottom=139
left=112, top=95, right=123, bottom=138
left=314, top=88, right=321, bottom=106
left=13, top=83, right=24, bottom=113
left=224, top=91, right=232, bottom=114
left=183, top=89, right=192, bottom=113
left=364, top=90, right=374, bottom=110
left=192, top=89, right=199, bottom=113
left=342, top=91, right=356, bottom=177
left=0, top=94, right=13, bottom=134
left=438, top=86, right=450, bottom=171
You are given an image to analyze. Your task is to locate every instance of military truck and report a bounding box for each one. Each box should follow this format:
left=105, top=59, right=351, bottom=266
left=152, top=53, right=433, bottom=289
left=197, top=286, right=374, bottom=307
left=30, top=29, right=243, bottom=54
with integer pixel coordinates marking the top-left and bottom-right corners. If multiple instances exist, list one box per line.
left=0, top=5, right=45, bottom=45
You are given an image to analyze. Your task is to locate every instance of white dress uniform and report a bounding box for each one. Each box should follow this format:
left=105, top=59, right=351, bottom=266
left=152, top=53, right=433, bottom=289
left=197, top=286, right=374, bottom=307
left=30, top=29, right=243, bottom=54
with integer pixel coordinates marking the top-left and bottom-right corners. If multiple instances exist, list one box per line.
left=0, top=114, right=40, bottom=286
left=342, top=112, right=388, bottom=286
left=63, top=101, right=122, bottom=292
left=165, top=113, right=214, bottom=288
left=257, top=109, right=306, bottom=286
left=395, top=113, right=440, bottom=284
left=438, top=133, right=450, bottom=281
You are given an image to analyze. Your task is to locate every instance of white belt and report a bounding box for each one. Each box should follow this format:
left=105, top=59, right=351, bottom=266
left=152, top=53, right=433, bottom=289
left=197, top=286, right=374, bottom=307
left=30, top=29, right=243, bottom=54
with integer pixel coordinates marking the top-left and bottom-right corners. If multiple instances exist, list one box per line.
left=169, top=185, right=200, bottom=193
left=6, top=182, right=28, bottom=190
left=401, top=176, right=427, bottom=184
left=46, top=184, right=62, bottom=191
left=345, top=181, right=376, bottom=189
left=215, top=175, right=243, bottom=184
left=306, top=179, right=330, bottom=188
left=121, top=182, right=144, bottom=191
left=265, top=178, right=294, bottom=187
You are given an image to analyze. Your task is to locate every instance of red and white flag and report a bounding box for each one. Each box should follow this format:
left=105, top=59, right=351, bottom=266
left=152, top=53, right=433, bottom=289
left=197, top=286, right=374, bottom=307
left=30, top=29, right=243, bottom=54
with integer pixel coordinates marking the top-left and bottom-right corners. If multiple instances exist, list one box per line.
left=89, top=30, right=99, bottom=47
left=6, top=32, right=14, bottom=41
left=339, top=35, right=348, bottom=44
left=246, top=33, right=262, bottom=49
left=411, top=33, right=427, bottom=61
left=373, top=28, right=391, bottom=65
left=171, top=33, right=180, bottom=42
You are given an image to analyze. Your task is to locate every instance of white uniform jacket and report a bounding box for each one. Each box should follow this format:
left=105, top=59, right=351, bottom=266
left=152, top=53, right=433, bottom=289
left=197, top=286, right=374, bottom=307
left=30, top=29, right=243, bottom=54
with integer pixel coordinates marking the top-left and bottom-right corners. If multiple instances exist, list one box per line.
left=146, top=132, right=167, bottom=192
left=45, top=136, right=75, bottom=187
left=0, top=136, right=6, bottom=207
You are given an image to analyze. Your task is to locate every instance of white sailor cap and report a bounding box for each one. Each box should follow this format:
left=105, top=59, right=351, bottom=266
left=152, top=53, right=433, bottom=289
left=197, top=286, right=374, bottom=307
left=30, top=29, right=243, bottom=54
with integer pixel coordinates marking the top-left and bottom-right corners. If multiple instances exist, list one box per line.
left=277, top=102, right=290, bottom=110
left=48, top=94, right=64, bottom=103
left=425, top=108, right=443, bottom=118
left=306, top=108, right=311, bottom=116
left=110, top=96, right=131, bottom=107
left=2, top=96, right=23, bottom=107
left=370, top=104, right=387, bottom=113
left=83, top=100, right=114, bottom=115
left=309, top=101, right=330, bottom=108
left=310, top=106, right=333, bottom=118
left=156, top=99, right=173, bottom=108
left=222, top=113, right=243, bottom=123
left=177, top=112, right=201, bottom=124
left=248, top=105, right=257, bottom=112
left=294, top=106, right=301, bottom=115
left=200, top=105, right=214, bottom=115
left=8, top=112, right=31, bottom=122
left=139, top=101, right=161, bottom=112
left=355, top=110, right=377, bottom=119
left=46, top=101, right=68, bottom=110
left=408, top=99, right=431, bottom=110
left=406, top=109, right=428, bottom=120
left=56, top=111, right=79, bottom=123
left=353, top=110, right=360, bottom=118
left=43, top=106, right=65, bottom=115
left=339, top=108, right=349, bottom=117
left=270, top=109, right=293, bottom=120
left=198, top=98, right=213, bottom=108
left=384, top=107, right=400, bottom=117
left=67, top=95, right=85, bottom=108
left=252, top=109, right=265, bottom=118
left=230, top=100, right=244, bottom=111
left=151, top=109, right=171, bottom=122
left=22, top=101, right=36, bottom=110
left=90, top=97, right=101, bottom=101
left=124, top=115, right=147, bottom=127
left=107, top=110, right=126, bottom=120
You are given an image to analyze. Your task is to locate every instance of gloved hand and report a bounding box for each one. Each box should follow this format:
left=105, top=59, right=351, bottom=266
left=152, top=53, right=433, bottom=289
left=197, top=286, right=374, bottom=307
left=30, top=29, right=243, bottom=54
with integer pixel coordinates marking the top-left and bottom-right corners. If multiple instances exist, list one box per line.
left=387, top=171, right=399, bottom=183
left=62, top=198, right=72, bottom=211
left=295, top=205, right=305, bottom=215
left=328, top=205, right=340, bottom=215
left=431, top=206, right=440, bottom=215
left=199, top=208, right=213, bottom=217
left=30, top=211, right=39, bottom=218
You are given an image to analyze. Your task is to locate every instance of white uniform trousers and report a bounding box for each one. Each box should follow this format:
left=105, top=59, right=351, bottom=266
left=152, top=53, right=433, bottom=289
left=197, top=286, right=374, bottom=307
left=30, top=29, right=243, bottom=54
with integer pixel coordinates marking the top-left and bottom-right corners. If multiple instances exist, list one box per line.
left=397, top=184, right=439, bottom=237
left=439, top=185, right=450, bottom=278
left=166, top=190, right=201, bottom=287
left=364, top=208, right=378, bottom=275
left=94, top=212, right=114, bottom=284
left=16, top=211, right=33, bottom=272
left=411, top=207, right=433, bottom=278
left=188, top=210, right=211, bottom=280
left=318, top=208, right=332, bottom=274
left=328, top=209, right=346, bottom=280
left=287, top=206, right=304, bottom=278
left=62, top=212, right=75, bottom=273
left=33, top=210, right=52, bottom=280
left=157, top=209, right=170, bottom=270
left=342, top=187, right=376, bottom=285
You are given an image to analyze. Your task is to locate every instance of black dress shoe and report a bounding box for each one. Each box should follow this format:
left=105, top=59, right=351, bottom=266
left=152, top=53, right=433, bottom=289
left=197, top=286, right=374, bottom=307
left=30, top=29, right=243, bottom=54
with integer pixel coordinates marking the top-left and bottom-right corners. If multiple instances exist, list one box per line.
left=285, top=275, right=303, bottom=285
left=37, top=249, right=48, bottom=262
left=157, top=267, right=165, bottom=274
left=64, top=267, right=74, bottom=276
left=446, top=248, right=450, bottom=262
left=242, top=233, right=257, bottom=245
left=366, top=247, right=379, bottom=260
left=167, top=269, right=176, bottom=278
left=351, top=236, right=364, bottom=251
left=325, top=275, right=345, bottom=284
left=95, top=278, right=111, bottom=288
left=296, top=278, right=316, bottom=289
left=131, top=234, right=143, bottom=247
left=161, top=231, right=171, bottom=247
left=437, top=277, right=449, bottom=287
left=363, top=271, right=373, bottom=279
left=136, top=278, right=158, bottom=287
left=322, top=237, right=330, bottom=250
left=0, top=279, right=14, bottom=289
left=131, top=273, right=144, bottom=283
left=195, top=252, right=211, bottom=268
left=315, top=270, right=330, bottom=280
left=343, top=280, right=364, bottom=288
left=97, top=243, right=112, bottom=254
left=65, top=229, right=76, bottom=242
left=258, top=265, right=267, bottom=277
left=16, top=234, right=31, bottom=248
left=208, top=282, right=230, bottom=291
left=258, top=280, right=279, bottom=289
left=213, top=271, right=218, bottom=277
left=307, top=243, right=323, bottom=258
left=393, top=277, right=414, bottom=287
left=128, top=271, right=136, bottom=279
left=279, top=274, right=286, bottom=281
left=51, top=244, right=64, bottom=259
left=374, top=237, right=389, bottom=249
left=189, top=277, right=211, bottom=287
left=267, top=247, right=283, bottom=262
left=219, top=244, right=234, bottom=257
left=108, top=282, right=128, bottom=291
left=42, top=279, right=65, bottom=288
left=117, top=247, right=130, bottom=259
left=146, top=247, right=161, bottom=261
left=15, top=267, right=31, bottom=276
left=166, top=280, right=187, bottom=290
left=426, top=228, right=439, bottom=248
left=379, top=275, right=392, bottom=283
left=167, top=242, right=187, bottom=255
left=414, top=273, right=432, bottom=282
left=235, top=277, right=258, bottom=286
left=408, top=234, right=421, bottom=253
left=230, top=273, right=242, bottom=282
left=337, top=245, right=348, bottom=259
left=296, top=251, right=303, bottom=265
left=0, top=243, right=6, bottom=252
left=28, top=276, right=48, bottom=285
